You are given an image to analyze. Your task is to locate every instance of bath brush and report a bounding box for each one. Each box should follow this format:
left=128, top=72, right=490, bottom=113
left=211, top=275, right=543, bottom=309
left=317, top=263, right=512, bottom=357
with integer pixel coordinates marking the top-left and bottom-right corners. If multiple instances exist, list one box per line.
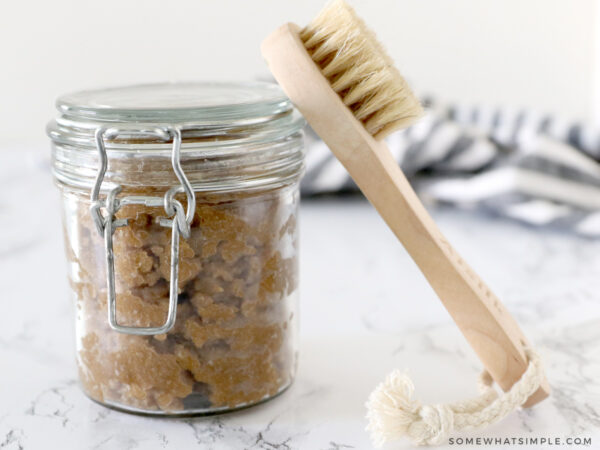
left=262, top=0, right=549, bottom=445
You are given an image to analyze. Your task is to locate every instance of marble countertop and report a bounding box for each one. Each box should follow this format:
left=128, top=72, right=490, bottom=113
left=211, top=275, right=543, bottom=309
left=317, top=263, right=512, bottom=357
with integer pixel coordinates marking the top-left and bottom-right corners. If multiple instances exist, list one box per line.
left=1, top=151, right=599, bottom=449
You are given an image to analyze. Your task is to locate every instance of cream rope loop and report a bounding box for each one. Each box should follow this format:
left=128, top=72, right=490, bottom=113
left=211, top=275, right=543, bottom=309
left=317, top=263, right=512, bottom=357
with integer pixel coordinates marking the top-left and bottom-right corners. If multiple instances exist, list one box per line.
left=366, top=349, right=544, bottom=447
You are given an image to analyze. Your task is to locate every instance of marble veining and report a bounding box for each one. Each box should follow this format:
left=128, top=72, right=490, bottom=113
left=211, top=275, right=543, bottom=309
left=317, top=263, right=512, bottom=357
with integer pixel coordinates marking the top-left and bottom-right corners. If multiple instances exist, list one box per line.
left=0, top=150, right=598, bottom=449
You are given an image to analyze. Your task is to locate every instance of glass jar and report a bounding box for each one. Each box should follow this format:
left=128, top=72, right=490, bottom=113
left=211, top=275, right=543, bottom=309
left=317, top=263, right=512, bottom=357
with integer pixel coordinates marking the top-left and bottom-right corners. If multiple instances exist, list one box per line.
left=47, top=82, right=305, bottom=415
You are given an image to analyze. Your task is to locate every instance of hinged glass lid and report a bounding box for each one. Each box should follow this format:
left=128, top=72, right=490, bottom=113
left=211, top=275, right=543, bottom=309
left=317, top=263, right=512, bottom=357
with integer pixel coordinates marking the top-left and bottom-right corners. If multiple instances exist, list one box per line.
left=48, top=81, right=304, bottom=148
left=56, top=81, right=292, bottom=123
left=48, top=81, right=305, bottom=192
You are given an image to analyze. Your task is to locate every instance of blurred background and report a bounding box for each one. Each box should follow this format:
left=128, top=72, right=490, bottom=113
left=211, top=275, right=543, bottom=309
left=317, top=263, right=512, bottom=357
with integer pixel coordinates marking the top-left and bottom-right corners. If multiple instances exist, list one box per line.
left=0, top=0, right=598, bottom=148
left=4, top=0, right=600, bottom=238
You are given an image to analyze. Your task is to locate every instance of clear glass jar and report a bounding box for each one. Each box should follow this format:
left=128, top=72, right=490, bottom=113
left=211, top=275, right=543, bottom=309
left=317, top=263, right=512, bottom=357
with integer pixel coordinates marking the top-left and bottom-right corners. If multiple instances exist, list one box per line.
left=47, top=82, right=305, bottom=415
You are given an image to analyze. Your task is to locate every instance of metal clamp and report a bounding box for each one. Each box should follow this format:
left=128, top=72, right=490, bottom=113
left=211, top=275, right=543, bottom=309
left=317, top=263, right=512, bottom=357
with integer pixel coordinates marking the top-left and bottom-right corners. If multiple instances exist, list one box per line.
left=91, top=126, right=196, bottom=335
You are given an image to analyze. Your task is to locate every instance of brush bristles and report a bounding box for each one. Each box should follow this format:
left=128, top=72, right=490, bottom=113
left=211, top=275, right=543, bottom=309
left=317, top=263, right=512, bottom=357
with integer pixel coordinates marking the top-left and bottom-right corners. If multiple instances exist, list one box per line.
left=299, top=0, right=423, bottom=139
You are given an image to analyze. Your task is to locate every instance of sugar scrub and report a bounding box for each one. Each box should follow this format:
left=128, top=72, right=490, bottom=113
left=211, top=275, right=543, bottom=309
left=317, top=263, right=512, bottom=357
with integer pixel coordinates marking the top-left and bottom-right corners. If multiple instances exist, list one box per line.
left=67, top=189, right=298, bottom=412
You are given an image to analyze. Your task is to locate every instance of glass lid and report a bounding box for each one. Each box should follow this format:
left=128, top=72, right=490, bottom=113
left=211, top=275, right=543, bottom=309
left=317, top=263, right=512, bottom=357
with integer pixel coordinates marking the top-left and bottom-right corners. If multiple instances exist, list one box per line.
left=48, top=81, right=304, bottom=148
left=49, top=81, right=305, bottom=192
left=55, top=81, right=293, bottom=123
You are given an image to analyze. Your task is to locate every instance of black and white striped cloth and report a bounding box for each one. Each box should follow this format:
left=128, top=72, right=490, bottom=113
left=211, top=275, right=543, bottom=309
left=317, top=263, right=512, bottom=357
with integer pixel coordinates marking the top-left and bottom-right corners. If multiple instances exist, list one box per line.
left=301, top=98, right=600, bottom=237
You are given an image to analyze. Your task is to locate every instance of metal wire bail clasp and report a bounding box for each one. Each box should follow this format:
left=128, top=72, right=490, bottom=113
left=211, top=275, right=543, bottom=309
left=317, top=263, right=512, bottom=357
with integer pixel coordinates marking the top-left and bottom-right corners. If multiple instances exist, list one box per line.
left=90, top=126, right=196, bottom=335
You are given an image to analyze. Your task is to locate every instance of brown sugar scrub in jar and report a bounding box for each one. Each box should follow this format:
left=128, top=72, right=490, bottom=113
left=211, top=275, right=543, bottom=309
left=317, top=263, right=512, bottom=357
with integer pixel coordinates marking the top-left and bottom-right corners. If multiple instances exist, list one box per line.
left=47, top=82, right=305, bottom=415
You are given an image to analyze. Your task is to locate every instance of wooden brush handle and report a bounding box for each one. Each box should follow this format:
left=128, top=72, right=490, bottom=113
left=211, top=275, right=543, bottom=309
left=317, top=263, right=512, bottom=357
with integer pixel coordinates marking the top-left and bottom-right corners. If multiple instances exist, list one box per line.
left=262, top=23, right=550, bottom=407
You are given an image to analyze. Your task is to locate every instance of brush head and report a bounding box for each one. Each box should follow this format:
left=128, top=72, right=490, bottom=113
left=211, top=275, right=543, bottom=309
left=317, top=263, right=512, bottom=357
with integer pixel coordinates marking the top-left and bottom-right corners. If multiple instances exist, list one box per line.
left=299, top=0, right=423, bottom=140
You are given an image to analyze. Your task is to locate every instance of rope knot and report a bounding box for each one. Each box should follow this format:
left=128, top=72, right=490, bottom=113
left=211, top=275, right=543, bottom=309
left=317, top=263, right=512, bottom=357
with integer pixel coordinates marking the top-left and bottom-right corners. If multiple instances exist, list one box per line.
left=366, top=349, right=544, bottom=447
left=409, top=404, right=455, bottom=446
left=365, top=370, right=455, bottom=447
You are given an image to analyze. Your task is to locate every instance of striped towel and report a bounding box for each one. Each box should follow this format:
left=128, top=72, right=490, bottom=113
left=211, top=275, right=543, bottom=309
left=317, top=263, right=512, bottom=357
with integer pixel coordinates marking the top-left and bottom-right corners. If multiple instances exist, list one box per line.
left=301, top=98, right=600, bottom=237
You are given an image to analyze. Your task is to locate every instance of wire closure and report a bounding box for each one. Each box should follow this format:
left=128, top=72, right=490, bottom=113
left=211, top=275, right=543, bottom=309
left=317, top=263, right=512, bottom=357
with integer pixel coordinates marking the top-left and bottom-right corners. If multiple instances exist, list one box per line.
left=90, top=126, right=196, bottom=336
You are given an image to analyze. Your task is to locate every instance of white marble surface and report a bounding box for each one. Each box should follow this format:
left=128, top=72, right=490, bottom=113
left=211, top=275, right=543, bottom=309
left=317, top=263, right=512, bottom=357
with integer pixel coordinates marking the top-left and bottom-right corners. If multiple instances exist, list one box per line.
left=1, top=150, right=599, bottom=449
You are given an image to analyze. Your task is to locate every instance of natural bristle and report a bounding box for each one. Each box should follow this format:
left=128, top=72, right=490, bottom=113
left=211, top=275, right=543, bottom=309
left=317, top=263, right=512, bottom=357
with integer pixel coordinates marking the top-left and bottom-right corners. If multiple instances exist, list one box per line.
left=300, top=0, right=423, bottom=139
